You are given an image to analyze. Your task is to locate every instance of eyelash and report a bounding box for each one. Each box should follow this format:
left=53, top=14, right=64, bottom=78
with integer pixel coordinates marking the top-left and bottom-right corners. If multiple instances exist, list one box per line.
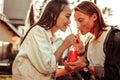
left=66, top=16, right=70, bottom=19
left=78, top=19, right=83, bottom=22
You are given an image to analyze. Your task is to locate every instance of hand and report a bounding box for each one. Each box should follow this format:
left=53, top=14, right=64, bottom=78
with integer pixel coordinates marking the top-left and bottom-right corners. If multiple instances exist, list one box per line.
left=64, top=56, right=86, bottom=72
left=73, top=34, right=85, bottom=53
left=61, top=34, right=76, bottom=49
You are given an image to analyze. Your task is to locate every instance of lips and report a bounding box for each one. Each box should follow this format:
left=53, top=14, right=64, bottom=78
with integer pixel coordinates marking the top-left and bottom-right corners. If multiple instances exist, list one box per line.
left=64, top=25, right=68, bottom=29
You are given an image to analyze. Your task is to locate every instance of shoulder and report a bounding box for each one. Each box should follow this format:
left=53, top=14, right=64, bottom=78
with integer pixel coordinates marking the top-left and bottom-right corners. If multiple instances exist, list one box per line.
left=111, top=26, right=120, bottom=43
left=29, top=25, right=52, bottom=39
left=28, top=25, right=49, bottom=37
left=110, top=25, right=120, bottom=31
left=105, top=25, right=120, bottom=47
left=106, top=25, right=120, bottom=37
left=104, top=25, right=120, bottom=53
left=30, top=25, right=45, bottom=33
left=110, top=25, right=120, bottom=38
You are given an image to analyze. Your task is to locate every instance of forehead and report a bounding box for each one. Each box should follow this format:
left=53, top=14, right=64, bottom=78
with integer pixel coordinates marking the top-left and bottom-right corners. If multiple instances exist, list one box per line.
left=74, top=11, right=88, bottom=18
left=61, top=5, right=72, bottom=14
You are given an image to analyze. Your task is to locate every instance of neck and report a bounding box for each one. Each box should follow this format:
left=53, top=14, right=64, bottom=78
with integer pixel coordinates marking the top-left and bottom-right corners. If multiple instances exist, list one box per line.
left=90, top=24, right=103, bottom=40
left=51, top=26, right=58, bottom=37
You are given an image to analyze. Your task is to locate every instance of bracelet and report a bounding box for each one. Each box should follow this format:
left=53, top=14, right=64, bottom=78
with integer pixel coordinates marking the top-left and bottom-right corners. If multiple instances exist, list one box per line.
left=83, top=60, right=89, bottom=72
left=85, top=60, right=89, bottom=68
left=56, top=49, right=63, bottom=58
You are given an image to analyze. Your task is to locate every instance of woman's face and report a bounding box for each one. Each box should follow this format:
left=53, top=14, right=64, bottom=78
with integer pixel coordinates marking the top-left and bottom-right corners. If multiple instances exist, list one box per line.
left=74, top=11, right=96, bottom=35
left=56, top=5, right=72, bottom=32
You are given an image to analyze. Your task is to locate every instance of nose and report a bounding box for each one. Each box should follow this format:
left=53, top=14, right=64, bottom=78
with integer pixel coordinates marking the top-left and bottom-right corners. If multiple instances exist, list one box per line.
left=76, top=21, right=80, bottom=28
left=68, top=19, right=71, bottom=24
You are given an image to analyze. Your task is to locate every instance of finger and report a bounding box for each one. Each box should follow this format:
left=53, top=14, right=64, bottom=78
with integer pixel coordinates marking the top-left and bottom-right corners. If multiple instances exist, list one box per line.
left=68, top=62, right=77, bottom=66
left=64, top=65, right=73, bottom=71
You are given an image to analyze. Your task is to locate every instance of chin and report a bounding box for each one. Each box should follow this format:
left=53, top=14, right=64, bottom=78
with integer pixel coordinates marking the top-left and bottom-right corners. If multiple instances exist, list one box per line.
left=62, top=29, right=66, bottom=32
left=60, top=28, right=66, bottom=32
left=81, top=31, right=87, bottom=35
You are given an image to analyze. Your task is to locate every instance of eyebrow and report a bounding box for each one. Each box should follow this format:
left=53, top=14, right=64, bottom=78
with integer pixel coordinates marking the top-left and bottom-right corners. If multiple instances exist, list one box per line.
left=78, top=17, right=84, bottom=20
left=67, top=13, right=71, bottom=15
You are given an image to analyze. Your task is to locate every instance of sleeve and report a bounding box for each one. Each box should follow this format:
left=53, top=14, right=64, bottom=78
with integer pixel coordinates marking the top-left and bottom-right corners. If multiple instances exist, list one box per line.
left=104, top=30, right=120, bottom=80
left=22, top=26, right=57, bottom=75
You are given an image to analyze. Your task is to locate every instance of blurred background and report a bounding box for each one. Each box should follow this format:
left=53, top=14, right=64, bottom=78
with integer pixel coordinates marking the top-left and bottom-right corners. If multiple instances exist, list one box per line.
left=0, top=0, right=120, bottom=79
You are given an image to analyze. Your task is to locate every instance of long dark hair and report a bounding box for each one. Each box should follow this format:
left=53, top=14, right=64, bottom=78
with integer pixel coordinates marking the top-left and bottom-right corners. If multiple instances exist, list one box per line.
left=74, top=1, right=108, bottom=39
left=20, top=0, right=69, bottom=45
left=36, top=0, right=69, bottom=30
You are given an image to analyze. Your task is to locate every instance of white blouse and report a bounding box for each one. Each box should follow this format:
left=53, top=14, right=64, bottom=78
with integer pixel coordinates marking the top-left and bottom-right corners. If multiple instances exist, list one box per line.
left=12, top=25, right=57, bottom=80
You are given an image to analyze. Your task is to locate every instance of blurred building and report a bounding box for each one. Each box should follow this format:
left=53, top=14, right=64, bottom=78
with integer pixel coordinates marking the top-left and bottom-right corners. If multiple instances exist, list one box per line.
left=0, top=13, right=22, bottom=76
left=4, top=0, right=31, bottom=28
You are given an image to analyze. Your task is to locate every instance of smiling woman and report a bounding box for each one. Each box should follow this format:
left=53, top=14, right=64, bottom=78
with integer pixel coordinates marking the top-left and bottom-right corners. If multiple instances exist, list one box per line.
left=12, top=0, right=81, bottom=80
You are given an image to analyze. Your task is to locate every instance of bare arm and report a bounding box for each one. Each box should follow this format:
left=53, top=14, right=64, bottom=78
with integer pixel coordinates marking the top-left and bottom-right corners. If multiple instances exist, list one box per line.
left=54, top=34, right=76, bottom=62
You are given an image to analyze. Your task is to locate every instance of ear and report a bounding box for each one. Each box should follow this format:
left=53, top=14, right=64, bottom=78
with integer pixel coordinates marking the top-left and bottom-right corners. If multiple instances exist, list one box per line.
left=91, top=13, right=97, bottom=21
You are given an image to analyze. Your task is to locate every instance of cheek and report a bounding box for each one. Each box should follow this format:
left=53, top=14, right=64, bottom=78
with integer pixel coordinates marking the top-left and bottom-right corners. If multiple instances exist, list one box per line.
left=56, top=19, right=67, bottom=32
left=79, top=22, right=88, bottom=30
left=56, top=18, right=62, bottom=27
left=57, top=16, right=64, bottom=25
left=79, top=22, right=91, bottom=33
left=57, top=20, right=65, bottom=29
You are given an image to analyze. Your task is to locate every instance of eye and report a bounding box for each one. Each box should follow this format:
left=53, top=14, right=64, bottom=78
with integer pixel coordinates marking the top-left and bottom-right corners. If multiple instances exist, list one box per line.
left=66, top=15, right=70, bottom=19
left=66, top=13, right=71, bottom=19
left=78, top=18, right=83, bottom=22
